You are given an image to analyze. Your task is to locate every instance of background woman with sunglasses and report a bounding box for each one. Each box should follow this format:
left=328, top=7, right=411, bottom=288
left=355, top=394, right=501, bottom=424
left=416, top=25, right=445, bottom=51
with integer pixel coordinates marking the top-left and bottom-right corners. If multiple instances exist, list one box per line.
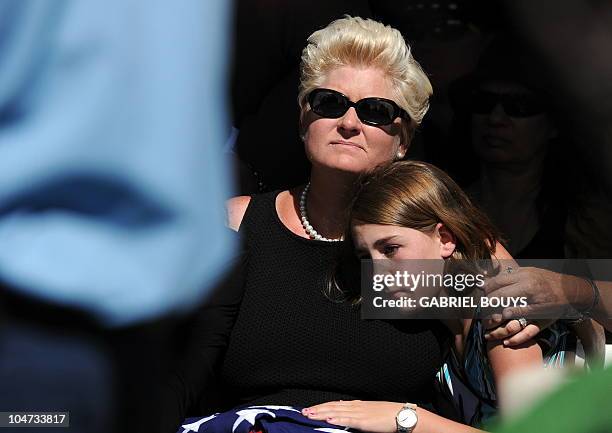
left=164, top=16, right=521, bottom=433
left=454, top=36, right=565, bottom=259
left=448, top=36, right=605, bottom=368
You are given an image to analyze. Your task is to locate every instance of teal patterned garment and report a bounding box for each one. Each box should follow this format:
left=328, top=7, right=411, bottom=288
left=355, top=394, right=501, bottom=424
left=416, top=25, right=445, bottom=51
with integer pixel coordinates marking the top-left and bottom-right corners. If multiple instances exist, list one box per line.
left=435, top=320, right=575, bottom=427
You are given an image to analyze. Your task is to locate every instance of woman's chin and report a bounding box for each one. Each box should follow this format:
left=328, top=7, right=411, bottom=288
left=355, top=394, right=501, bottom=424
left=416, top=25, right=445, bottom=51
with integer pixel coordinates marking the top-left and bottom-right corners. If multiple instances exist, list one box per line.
left=320, top=161, right=370, bottom=175
left=313, top=155, right=384, bottom=175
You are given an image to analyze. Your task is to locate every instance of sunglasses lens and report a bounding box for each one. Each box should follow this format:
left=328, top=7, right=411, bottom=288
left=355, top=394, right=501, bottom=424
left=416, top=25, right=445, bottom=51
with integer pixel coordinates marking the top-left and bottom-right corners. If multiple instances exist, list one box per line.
left=471, top=91, right=546, bottom=118
left=470, top=91, right=498, bottom=114
left=308, top=89, right=405, bottom=126
left=502, top=95, right=546, bottom=117
left=309, top=90, right=348, bottom=118
left=356, top=99, right=396, bottom=125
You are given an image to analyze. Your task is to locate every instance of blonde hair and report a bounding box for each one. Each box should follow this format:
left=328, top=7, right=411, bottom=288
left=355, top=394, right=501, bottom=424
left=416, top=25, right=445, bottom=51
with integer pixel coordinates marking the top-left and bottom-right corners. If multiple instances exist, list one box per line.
left=298, top=16, right=433, bottom=146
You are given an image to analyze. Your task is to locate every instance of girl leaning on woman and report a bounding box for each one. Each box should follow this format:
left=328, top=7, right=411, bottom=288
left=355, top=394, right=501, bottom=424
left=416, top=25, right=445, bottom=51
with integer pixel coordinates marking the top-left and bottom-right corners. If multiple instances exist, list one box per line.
left=167, top=16, right=573, bottom=433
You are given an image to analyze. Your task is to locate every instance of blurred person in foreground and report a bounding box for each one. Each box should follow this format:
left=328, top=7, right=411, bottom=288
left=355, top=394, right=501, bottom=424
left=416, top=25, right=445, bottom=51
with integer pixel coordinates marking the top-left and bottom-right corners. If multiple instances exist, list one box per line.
left=0, top=1, right=236, bottom=432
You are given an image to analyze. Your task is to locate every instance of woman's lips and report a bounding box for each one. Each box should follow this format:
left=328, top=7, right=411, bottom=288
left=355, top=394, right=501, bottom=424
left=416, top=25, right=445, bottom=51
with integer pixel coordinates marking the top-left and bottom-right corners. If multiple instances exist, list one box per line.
left=330, top=140, right=365, bottom=150
left=482, top=134, right=511, bottom=147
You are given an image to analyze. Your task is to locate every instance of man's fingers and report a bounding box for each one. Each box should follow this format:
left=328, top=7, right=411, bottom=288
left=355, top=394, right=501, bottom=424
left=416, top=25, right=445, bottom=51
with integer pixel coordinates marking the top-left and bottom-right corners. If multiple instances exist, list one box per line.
left=484, top=280, right=525, bottom=300
left=483, top=269, right=520, bottom=294
left=500, top=305, right=530, bottom=320
left=501, top=304, right=555, bottom=320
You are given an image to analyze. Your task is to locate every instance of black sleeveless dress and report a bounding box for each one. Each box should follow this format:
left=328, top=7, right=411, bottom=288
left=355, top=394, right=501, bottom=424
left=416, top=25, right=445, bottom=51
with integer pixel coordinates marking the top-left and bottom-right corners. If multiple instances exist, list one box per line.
left=220, top=191, right=449, bottom=409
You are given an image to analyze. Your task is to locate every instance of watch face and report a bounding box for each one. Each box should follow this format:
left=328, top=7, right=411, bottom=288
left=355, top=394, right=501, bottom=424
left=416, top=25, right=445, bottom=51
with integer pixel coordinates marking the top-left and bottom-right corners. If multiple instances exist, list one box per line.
left=397, top=409, right=418, bottom=428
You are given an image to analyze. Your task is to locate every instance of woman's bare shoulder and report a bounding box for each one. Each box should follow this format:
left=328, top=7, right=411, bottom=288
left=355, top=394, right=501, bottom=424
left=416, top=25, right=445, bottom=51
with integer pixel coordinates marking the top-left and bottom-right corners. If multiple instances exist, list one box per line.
left=226, top=196, right=252, bottom=231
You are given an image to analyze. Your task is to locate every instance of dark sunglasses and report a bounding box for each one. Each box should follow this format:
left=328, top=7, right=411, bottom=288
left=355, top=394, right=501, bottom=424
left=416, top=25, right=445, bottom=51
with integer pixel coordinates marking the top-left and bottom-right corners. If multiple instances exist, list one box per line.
left=308, top=88, right=409, bottom=126
left=470, top=90, right=547, bottom=118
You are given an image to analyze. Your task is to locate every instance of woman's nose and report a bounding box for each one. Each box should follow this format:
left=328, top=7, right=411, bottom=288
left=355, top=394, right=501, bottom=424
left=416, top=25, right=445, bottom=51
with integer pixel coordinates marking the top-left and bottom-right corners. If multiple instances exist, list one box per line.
left=487, top=102, right=508, bottom=123
left=337, top=107, right=361, bottom=133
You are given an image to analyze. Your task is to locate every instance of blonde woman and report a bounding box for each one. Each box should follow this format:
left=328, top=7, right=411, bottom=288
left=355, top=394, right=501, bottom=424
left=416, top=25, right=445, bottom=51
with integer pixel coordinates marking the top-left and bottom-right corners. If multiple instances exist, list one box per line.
left=168, top=16, right=532, bottom=433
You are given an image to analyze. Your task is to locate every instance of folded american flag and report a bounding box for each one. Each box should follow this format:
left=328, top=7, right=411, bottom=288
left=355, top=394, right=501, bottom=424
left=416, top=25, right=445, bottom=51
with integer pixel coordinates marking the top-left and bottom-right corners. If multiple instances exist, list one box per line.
left=179, top=405, right=358, bottom=433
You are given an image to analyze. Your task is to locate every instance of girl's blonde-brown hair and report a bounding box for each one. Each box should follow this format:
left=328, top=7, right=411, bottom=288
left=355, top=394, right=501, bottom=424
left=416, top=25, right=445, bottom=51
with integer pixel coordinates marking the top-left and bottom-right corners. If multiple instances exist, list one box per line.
left=349, top=161, right=499, bottom=262
left=331, top=161, right=500, bottom=302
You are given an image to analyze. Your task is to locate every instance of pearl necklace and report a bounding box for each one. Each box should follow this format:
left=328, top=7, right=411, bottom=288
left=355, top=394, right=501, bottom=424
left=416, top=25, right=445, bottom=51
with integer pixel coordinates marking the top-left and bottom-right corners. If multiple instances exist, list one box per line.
left=299, top=183, right=342, bottom=242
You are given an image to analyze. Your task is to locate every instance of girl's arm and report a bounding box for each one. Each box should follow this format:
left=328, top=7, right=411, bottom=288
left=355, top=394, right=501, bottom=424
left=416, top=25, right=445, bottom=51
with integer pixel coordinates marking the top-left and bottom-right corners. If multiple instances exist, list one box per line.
left=485, top=336, right=543, bottom=409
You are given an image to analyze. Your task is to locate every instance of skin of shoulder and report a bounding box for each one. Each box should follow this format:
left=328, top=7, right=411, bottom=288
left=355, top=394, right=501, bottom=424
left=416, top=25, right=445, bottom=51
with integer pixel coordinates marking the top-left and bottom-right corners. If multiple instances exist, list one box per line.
left=226, top=195, right=251, bottom=231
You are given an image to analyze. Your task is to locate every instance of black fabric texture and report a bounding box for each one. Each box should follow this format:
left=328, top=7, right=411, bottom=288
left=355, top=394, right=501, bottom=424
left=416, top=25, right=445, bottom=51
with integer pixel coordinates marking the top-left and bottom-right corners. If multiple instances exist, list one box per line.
left=221, top=191, right=447, bottom=407
left=160, top=191, right=455, bottom=432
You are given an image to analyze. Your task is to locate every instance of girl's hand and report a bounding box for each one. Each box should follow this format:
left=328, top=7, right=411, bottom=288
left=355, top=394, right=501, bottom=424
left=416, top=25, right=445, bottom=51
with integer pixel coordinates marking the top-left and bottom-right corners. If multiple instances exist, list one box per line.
left=483, top=318, right=550, bottom=346
left=302, top=400, right=403, bottom=433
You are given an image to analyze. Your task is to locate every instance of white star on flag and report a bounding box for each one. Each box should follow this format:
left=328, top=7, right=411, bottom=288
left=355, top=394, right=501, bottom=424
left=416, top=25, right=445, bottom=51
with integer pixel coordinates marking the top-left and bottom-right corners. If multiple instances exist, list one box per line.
left=232, top=408, right=276, bottom=432
left=250, top=405, right=301, bottom=413
left=181, top=413, right=219, bottom=433
left=315, top=428, right=350, bottom=433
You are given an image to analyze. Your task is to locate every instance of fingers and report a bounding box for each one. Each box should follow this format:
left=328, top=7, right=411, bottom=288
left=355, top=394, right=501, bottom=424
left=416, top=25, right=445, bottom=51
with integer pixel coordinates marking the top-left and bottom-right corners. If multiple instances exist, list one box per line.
left=303, top=407, right=353, bottom=418
left=483, top=269, right=520, bottom=295
left=303, top=401, right=355, bottom=418
left=502, top=303, right=559, bottom=321
left=499, top=305, right=531, bottom=320
left=302, top=402, right=361, bottom=428
left=484, top=319, right=524, bottom=341
left=501, top=305, right=534, bottom=320
left=322, top=416, right=359, bottom=429
left=503, top=323, right=541, bottom=346
left=304, top=400, right=354, bottom=412
left=485, top=321, right=545, bottom=346
left=485, top=282, right=531, bottom=306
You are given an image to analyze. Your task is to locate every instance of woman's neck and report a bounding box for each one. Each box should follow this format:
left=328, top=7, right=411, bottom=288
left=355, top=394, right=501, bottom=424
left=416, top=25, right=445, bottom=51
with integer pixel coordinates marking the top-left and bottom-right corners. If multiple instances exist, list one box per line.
left=305, top=168, right=359, bottom=240
left=477, top=160, right=545, bottom=255
left=478, top=161, right=544, bottom=206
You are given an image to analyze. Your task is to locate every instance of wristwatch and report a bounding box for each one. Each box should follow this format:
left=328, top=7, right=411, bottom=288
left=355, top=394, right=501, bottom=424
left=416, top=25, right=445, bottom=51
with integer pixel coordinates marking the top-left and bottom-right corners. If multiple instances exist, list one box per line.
left=396, top=402, right=418, bottom=433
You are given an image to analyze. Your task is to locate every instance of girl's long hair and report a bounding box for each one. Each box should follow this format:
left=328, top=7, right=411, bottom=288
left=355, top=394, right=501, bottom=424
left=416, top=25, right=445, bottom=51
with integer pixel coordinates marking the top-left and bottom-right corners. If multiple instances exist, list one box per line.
left=329, top=160, right=501, bottom=303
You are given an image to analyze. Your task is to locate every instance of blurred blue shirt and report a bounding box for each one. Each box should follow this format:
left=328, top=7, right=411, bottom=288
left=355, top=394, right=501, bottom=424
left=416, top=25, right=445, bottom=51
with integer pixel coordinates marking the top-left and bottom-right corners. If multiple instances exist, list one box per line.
left=0, top=0, right=236, bottom=327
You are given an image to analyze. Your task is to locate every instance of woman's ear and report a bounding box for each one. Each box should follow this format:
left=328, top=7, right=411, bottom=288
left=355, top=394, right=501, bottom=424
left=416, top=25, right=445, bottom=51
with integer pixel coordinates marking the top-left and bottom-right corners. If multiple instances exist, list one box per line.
left=395, top=143, right=408, bottom=160
left=299, top=124, right=308, bottom=142
left=436, top=223, right=456, bottom=258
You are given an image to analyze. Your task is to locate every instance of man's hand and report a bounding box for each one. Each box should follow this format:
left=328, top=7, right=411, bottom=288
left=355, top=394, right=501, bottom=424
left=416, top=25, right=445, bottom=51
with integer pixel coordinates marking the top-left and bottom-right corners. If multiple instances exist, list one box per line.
left=483, top=267, right=590, bottom=345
